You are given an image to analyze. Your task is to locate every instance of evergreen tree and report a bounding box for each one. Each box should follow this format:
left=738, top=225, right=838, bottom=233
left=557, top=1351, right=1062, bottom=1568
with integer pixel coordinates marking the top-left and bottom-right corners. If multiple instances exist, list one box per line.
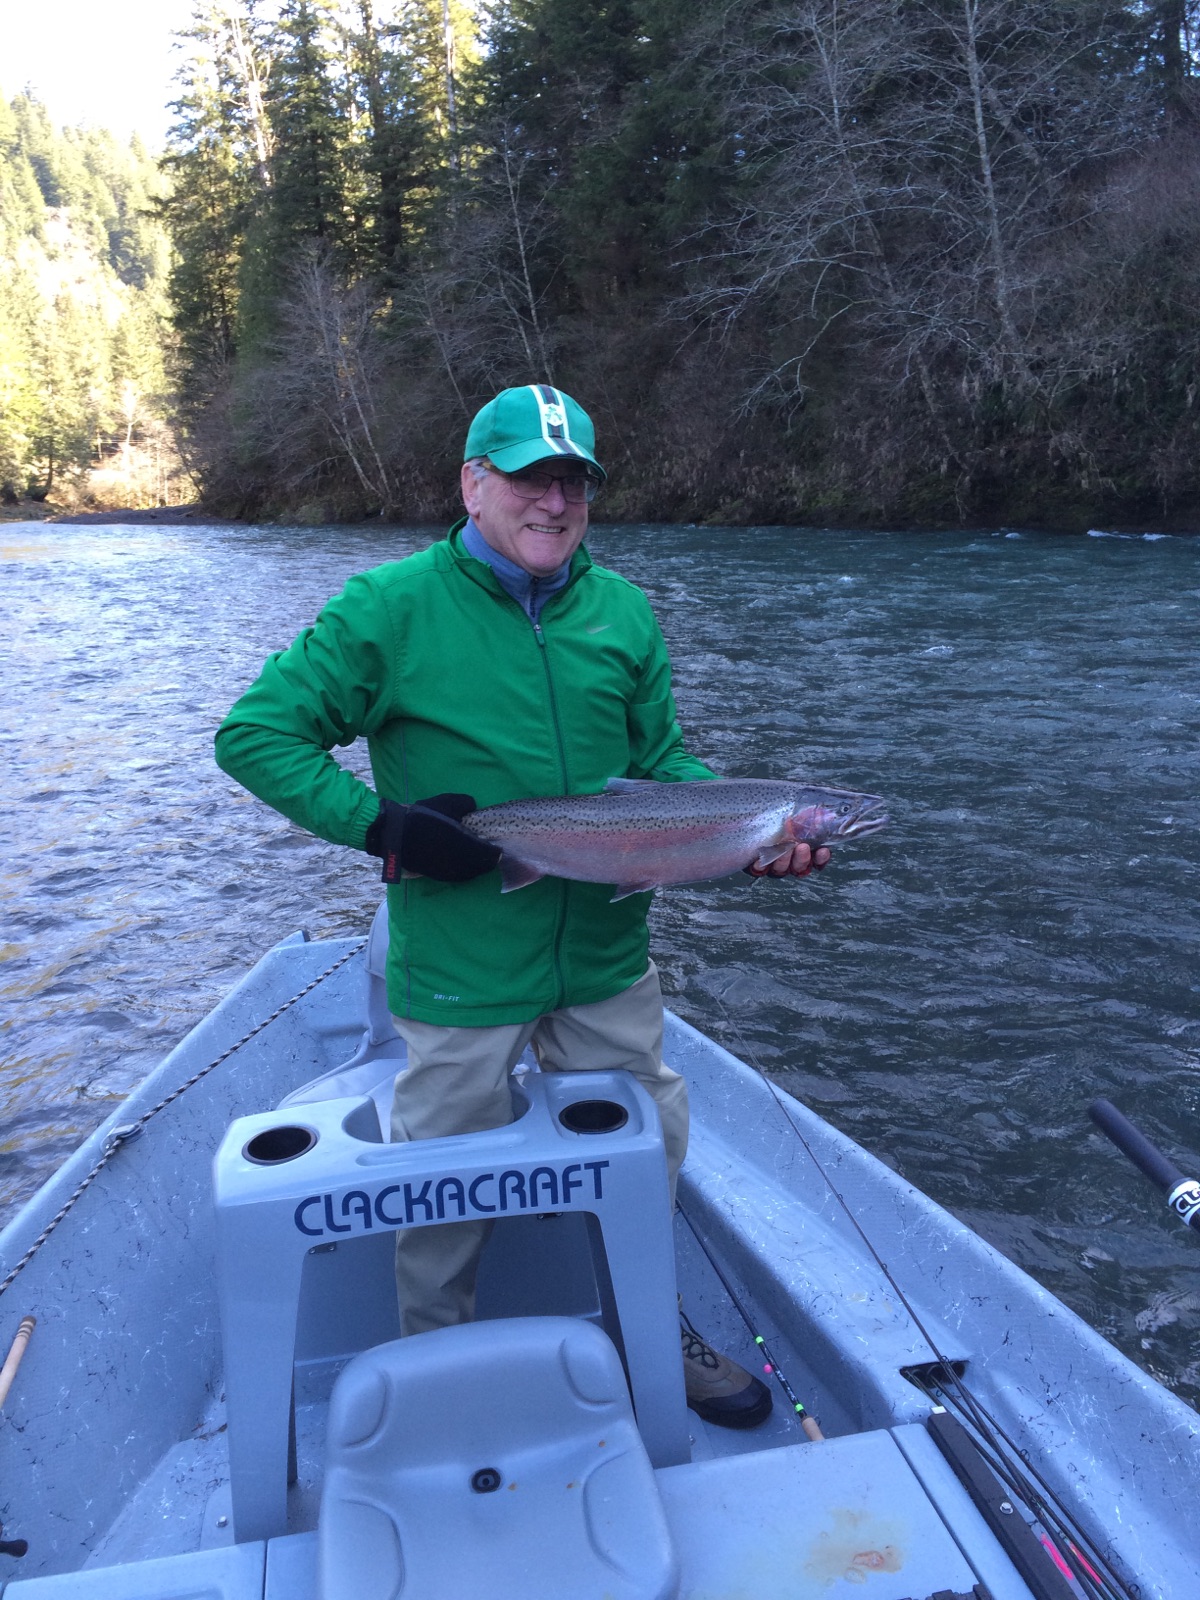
left=0, top=89, right=176, bottom=504
left=161, top=2, right=270, bottom=388
left=26, top=290, right=111, bottom=495
left=1144, top=0, right=1200, bottom=116
left=0, top=97, right=44, bottom=245
left=265, top=0, right=349, bottom=246
left=345, top=0, right=409, bottom=277
left=342, top=0, right=474, bottom=282
left=229, top=0, right=353, bottom=357
left=0, top=264, right=40, bottom=497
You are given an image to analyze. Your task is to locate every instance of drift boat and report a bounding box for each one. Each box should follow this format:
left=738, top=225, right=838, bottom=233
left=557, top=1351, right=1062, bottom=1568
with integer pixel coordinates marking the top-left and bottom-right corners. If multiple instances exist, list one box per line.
left=0, top=907, right=1195, bottom=1600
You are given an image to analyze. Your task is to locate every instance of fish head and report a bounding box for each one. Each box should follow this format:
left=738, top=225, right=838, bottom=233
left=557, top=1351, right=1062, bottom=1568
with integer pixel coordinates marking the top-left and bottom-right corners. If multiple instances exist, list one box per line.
left=785, top=788, right=888, bottom=848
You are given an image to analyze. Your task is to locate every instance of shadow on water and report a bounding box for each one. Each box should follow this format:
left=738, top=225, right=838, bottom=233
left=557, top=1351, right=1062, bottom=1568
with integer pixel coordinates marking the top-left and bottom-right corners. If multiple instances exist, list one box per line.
left=1, top=519, right=1199, bottom=1407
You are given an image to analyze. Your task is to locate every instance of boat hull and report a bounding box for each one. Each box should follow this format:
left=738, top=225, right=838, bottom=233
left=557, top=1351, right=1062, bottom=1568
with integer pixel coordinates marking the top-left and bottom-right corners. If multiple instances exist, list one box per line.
left=0, top=926, right=1195, bottom=1596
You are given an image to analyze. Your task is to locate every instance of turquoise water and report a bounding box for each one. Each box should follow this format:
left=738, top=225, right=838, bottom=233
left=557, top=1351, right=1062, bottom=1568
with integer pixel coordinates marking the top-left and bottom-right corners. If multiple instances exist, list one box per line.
left=2, top=520, right=1198, bottom=1403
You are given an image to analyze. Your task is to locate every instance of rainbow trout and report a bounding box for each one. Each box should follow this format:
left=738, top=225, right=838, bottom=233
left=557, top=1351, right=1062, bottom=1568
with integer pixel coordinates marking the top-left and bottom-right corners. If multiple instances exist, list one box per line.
left=462, top=777, right=887, bottom=900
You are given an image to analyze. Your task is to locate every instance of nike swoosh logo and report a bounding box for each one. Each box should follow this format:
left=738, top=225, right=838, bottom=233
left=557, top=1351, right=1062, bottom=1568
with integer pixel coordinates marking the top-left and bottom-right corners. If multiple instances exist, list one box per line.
left=586, top=623, right=612, bottom=634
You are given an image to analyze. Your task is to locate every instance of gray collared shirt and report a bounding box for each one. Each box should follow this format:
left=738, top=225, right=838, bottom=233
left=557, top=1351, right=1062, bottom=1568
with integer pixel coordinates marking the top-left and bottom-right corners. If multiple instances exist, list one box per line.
left=461, top=517, right=572, bottom=623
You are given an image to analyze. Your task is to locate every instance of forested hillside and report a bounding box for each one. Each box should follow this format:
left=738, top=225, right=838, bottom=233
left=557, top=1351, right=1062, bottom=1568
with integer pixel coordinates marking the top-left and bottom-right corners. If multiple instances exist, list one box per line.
left=0, top=94, right=185, bottom=510
left=164, top=0, right=1200, bottom=528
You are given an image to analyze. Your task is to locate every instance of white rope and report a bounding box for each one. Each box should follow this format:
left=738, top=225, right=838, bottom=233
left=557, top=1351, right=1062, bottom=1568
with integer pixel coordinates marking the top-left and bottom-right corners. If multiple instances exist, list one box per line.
left=0, top=938, right=368, bottom=1298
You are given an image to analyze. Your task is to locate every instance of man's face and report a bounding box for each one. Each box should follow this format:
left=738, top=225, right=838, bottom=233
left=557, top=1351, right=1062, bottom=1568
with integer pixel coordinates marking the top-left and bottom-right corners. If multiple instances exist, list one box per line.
left=461, top=458, right=590, bottom=577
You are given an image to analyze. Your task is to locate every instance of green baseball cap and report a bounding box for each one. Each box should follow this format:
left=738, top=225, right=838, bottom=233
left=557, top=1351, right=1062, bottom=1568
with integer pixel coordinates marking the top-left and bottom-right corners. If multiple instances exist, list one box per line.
left=464, top=384, right=606, bottom=481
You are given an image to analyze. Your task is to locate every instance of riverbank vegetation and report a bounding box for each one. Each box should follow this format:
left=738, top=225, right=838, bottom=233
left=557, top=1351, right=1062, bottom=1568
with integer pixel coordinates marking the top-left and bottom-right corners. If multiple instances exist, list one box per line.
left=157, top=0, right=1200, bottom=529
left=0, top=94, right=190, bottom=511
left=5, top=2, right=1199, bottom=528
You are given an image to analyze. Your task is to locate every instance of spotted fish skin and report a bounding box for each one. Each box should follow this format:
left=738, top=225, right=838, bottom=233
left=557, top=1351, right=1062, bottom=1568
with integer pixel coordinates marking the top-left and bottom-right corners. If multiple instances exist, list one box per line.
left=461, top=777, right=887, bottom=900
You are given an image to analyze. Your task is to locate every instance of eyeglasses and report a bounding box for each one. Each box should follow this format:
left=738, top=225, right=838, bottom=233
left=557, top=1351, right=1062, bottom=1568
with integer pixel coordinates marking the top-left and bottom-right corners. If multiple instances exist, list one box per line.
left=484, top=461, right=601, bottom=504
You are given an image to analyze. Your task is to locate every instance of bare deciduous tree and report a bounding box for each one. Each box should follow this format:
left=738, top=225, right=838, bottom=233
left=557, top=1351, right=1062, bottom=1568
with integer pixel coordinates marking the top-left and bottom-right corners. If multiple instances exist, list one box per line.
left=682, top=0, right=1151, bottom=437
left=252, top=245, right=398, bottom=514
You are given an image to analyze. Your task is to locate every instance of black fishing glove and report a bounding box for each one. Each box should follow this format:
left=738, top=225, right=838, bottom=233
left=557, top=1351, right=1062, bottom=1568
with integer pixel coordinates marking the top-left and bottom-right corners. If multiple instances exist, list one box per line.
left=365, top=794, right=501, bottom=885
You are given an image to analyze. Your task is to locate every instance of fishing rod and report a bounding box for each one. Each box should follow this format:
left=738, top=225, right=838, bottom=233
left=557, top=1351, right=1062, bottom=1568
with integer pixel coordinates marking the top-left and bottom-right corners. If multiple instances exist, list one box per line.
left=1088, top=1098, right=1200, bottom=1232
left=709, top=998, right=1137, bottom=1600
left=763, top=1081, right=1124, bottom=1600
left=676, top=1202, right=824, bottom=1441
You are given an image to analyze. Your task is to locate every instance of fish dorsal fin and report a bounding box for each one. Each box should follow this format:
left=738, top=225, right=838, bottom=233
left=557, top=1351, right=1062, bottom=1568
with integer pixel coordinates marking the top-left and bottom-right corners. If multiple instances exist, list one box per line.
left=500, top=857, right=544, bottom=893
left=604, top=777, right=660, bottom=793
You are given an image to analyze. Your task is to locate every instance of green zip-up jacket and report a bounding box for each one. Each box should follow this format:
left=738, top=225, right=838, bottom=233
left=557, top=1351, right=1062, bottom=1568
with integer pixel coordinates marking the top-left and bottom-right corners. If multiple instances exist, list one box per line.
left=215, top=527, right=715, bottom=1024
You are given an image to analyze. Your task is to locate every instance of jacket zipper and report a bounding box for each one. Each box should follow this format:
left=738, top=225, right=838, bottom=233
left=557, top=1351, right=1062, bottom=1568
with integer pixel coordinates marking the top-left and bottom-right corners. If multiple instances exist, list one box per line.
left=531, top=611, right=570, bottom=1009
left=531, top=619, right=570, bottom=793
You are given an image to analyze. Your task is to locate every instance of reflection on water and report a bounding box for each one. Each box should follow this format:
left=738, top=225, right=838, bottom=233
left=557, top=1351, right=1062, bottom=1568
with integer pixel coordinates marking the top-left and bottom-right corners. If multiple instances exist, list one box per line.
left=1, top=520, right=1199, bottom=1406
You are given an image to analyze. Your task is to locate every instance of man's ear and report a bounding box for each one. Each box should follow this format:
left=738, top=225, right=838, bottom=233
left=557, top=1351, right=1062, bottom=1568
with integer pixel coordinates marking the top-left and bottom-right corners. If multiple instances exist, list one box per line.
left=461, top=461, right=483, bottom=518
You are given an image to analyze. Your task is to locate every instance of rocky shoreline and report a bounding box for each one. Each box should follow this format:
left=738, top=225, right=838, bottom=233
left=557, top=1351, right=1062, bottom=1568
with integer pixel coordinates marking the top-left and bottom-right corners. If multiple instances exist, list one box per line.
left=2, top=500, right=1195, bottom=537
left=1, top=503, right=230, bottom=525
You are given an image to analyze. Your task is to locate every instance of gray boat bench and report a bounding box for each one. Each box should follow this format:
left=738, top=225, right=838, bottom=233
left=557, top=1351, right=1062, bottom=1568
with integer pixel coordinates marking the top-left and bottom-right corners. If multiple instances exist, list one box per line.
left=212, top=1063, right=692, bottom=1543
left=3, top=1414, right=1031, bottom=1598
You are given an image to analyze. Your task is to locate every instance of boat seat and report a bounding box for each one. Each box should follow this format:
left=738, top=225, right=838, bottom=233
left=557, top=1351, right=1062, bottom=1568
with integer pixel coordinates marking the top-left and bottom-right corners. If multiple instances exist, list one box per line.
left=278, top=1057, right=398, bottom=1137
left=277, top=902, right=401, bottom=1135
left=277, top=898, right=539, bottom=1134
left=318, top=1316, right=680, bottom=1600
left=357, top=896, right=399, bottom=1051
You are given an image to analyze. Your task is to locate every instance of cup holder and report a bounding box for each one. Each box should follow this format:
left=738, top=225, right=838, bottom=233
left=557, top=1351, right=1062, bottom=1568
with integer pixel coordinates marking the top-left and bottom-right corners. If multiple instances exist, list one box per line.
left=557, top=1099, right=629, bottom=1135
left=243, top=1124, right=318, bottom=1165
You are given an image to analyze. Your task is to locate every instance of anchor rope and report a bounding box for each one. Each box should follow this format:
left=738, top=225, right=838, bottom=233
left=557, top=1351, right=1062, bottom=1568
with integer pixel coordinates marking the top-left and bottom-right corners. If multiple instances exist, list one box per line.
left=0, top=937, right=368, bottom=1300
left=709, top=995, right=1132, bottom=1600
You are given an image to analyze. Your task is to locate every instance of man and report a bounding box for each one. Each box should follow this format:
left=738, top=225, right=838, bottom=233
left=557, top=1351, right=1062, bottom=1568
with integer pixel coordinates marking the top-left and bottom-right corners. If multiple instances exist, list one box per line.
left=215, top=384, right=828, bottom=1430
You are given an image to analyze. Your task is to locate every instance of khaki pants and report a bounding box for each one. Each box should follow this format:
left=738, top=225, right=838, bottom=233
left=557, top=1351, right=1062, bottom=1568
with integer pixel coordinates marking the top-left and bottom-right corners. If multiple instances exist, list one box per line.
left=389, top=962, right=687, bottom=1336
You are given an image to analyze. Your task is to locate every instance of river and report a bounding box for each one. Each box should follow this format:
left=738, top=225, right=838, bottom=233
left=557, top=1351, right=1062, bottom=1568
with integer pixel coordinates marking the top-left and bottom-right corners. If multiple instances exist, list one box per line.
left=2, top=519, right=1198, bottom=1408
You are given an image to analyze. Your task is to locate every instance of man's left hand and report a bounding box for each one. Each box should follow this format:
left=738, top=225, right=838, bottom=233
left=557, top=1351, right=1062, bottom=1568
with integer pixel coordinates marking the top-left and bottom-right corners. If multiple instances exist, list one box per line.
left=747, top=844, right=830, bottom=879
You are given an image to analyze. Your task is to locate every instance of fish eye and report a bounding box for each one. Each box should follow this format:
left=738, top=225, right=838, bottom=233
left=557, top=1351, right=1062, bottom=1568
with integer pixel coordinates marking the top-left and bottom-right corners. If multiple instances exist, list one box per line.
left=838, top=802, right=851, bottom=815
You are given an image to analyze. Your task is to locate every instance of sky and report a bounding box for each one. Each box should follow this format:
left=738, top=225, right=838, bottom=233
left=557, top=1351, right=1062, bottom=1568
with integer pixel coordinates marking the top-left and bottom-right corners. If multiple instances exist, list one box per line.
left=0, top=0, right=196, bottom=149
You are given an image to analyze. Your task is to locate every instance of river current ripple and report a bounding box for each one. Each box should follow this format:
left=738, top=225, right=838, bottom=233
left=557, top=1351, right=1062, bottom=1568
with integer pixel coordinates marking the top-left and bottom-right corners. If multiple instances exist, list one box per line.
left=2, top=521, right=1199, bottom=1405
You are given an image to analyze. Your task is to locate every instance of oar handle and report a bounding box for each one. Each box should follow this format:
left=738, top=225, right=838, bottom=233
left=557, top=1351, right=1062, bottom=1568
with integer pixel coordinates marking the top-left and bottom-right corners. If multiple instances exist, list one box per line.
left=0, top=1315, right=35, bottom=1409
left=1088, top=1099, right=1200, bottom=1232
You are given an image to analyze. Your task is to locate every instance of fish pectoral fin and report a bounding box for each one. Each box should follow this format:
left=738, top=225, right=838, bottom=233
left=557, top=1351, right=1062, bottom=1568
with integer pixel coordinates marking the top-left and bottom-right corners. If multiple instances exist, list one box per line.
left=610, top=880, right=660, bottom=901
left=500, top=857, right=544, bottom=893
left=604, top=777, right=660, bottom=793
left=752, top=845, right=793, bottom=870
